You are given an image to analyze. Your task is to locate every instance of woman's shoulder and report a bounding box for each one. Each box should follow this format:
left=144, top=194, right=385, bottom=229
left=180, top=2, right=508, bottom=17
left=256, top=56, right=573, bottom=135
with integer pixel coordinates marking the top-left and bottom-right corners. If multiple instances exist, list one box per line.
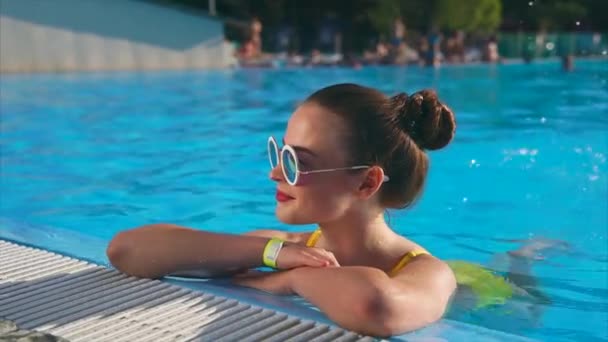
left=243, top=229, right=311, bottom=245
left=392, top=234, right=430, bottom=256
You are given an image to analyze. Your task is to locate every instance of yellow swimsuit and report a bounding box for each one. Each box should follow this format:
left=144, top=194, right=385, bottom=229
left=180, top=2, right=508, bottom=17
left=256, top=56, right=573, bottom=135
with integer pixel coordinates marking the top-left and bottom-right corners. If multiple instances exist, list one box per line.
left=306, top=228, right=514, bottom=309
left=305, top=228, right=430, bottom=277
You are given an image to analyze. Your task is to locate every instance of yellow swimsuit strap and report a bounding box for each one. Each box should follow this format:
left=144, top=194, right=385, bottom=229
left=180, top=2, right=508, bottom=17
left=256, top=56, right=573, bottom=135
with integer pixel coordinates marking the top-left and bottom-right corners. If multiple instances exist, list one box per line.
left=305, top=228, right=430, bottom=276
left=306, top=228, right=323, bottom=247
left=388, top=250, right=430, bottom=277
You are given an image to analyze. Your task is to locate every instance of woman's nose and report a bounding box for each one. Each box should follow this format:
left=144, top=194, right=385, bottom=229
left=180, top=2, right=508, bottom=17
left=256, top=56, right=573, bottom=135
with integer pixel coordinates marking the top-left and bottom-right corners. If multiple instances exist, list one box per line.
left=269, top=163, right=284, bottom=182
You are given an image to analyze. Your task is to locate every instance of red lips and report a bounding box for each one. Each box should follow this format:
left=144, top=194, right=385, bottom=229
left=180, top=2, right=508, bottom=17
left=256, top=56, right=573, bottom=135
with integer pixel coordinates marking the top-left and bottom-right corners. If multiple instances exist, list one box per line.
left=276, top=190, right=294, bottom=202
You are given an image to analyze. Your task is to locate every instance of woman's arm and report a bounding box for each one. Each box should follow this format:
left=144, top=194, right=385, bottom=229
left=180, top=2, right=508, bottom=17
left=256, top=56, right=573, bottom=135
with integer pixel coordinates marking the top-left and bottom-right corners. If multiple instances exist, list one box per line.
left=106, top=224, right=338, bottom=279
left=289, top=257, right=456, bottom=337
left=106, top=224, right=272, bottom=278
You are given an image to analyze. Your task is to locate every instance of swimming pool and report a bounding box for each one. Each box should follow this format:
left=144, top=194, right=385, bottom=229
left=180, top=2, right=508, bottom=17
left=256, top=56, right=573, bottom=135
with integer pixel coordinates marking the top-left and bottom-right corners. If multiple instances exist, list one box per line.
left=1, top=59, right=606, bottom=341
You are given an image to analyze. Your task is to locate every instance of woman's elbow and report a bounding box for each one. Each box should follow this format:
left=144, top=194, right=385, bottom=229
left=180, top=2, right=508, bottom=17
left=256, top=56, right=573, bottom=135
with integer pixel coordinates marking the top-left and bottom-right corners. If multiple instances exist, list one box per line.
left=106, top=224, right=178, bottom=278
left=359, top=291, right=444, bottom=337
left=106, top=231, right=133, bottom=272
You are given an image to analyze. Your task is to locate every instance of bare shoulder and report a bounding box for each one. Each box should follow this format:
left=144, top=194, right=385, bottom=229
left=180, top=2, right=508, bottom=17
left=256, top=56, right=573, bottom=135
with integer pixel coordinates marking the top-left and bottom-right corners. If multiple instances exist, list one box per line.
left=393, top=255, right=457, bottom=293
left=384, top=256, right=457, bottom=332
left=243, top=229, right=310, bottom=245
left=386, top=232, right=430, bottom=255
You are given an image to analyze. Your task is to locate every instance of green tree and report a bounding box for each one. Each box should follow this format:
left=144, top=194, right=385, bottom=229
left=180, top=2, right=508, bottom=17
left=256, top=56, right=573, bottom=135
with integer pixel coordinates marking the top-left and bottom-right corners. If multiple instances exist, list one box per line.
left=535, top=1, right=588, bottom=30
left=434, top=0, right=502, bottom=33
left=367, top=0, right=401, bottom=35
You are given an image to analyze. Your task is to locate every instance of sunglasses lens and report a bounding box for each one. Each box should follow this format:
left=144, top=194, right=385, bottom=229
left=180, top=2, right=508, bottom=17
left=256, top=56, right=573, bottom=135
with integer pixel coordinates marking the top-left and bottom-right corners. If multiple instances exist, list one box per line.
left=281, top=148, right=298, bottom=184
left=268, top=139, right=279, bottom=168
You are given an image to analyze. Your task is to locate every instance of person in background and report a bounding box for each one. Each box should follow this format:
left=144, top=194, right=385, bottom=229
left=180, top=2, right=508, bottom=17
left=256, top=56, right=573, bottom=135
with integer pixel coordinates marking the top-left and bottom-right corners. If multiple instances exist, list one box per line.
left=275, top=20, right=293, bottom=55
left=391, top=17, right=406, bottom=49
left=425, top=29, right=442, bottom=67
left=376, top=38, right=390, bottom=64
left=482, top=35, right=500, bottom=63
left=454, top=31, right=466, bottom=63
left=318, top=12, right=341, bottom=55
left=445, top=31, right=466, bottom=64
left=237, top=35, right=257, bottom=61
left=250, top=17, right=263, bottom=57
left=417, top=36, right=429, bottom=66
left=562, top=54, right=574, bottom=72
left=391, top=41, right=419, bottom=65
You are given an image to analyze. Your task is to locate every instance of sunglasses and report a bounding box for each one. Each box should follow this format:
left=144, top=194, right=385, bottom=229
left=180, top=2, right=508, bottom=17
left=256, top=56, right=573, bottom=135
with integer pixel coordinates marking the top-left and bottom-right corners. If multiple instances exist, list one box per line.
left=267, top=136, right=390, bottom=186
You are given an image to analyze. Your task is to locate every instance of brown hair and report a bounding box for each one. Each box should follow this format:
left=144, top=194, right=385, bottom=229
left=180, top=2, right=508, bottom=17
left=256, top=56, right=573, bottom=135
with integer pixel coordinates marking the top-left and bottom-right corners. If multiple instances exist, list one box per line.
left=306, top=83, right=456, bottom=209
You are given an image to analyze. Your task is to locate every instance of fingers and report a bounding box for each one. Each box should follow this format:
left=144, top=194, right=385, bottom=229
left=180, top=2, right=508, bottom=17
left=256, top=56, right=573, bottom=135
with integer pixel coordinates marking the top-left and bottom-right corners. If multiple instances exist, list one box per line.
left=303, top=248, right=340, bottom=267
left=276, top=245, right=340, bottom=269
left=315, top=249, right=340, bottom=266
left=300, top=253, right=332, bottom=267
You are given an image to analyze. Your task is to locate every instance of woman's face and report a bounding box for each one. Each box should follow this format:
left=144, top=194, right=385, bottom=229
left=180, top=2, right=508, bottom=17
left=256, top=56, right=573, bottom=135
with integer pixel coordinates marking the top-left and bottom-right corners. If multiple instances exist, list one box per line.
left=270, top=102, right=365, bottom=225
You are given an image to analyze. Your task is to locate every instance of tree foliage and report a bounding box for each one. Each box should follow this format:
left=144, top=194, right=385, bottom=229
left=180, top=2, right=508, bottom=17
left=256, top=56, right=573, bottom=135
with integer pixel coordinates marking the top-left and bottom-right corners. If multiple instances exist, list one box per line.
left=535, top=1, right=588, bottom=30
left=161, top=0, right=604, bottom=32
left=434, top=0, right=502, bottom=33
left=367, top=0, right=401, bottom=34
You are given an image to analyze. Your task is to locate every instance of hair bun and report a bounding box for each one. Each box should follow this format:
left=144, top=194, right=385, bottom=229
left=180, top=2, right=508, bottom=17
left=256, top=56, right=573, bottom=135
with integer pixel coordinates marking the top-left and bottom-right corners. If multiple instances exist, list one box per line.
left=391, top=89, right=456, bottom=150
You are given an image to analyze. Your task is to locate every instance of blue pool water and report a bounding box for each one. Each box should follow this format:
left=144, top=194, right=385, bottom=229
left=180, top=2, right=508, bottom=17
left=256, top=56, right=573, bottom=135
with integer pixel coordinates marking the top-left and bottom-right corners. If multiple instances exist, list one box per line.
left=1, top=60, right=606, bottom=341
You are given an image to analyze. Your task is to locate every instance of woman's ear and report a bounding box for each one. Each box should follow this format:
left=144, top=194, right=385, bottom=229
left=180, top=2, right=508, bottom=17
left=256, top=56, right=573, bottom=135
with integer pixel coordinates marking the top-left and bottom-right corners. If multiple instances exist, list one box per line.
left=357, top=166, right=386, bottom=199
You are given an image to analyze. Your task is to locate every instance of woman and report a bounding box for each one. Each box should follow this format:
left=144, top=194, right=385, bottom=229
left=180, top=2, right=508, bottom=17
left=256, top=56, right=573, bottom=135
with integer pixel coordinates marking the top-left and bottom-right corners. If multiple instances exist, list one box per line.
left=107, top=84, right=547, bottom=337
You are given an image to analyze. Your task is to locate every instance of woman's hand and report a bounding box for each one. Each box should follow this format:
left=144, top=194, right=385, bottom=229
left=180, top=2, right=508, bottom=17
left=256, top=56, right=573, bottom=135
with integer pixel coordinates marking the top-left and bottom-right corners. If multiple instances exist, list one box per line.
left=232, top=244, right=340, bottom=294
left=276, top=244, right=340, bottom=269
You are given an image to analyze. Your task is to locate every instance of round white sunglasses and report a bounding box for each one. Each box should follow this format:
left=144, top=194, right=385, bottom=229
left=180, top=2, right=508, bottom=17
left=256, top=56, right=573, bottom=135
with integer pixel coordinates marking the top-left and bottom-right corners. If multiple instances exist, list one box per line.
left=267, top=136, right=390, bottom=186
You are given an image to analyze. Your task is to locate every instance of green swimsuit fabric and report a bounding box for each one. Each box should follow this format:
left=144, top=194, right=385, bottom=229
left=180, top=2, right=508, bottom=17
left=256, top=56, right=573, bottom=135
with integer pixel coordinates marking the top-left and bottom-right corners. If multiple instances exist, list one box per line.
left=447, top=260, right=514, bottom=309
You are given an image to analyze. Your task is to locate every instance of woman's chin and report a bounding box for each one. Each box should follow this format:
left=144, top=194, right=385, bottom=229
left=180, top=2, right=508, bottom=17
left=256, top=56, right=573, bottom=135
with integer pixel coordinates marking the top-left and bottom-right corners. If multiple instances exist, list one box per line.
left=275, top=211, right=301, bottom=225
left=275, top=206, right=314, bottom=225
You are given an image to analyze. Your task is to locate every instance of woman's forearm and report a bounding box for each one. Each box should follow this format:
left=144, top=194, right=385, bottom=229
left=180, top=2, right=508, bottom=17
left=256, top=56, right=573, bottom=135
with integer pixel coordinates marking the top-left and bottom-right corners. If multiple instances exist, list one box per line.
left=107, top=224, right=270, bottom=278
left=291, top=266, right=396, bottom=336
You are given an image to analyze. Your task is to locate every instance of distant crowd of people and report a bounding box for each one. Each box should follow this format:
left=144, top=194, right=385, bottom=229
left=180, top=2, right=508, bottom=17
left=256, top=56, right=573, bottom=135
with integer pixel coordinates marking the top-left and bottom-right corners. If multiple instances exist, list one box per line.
left=232, top=17, right=559, bottom=69
left=358, top=25, right=501, bottom=68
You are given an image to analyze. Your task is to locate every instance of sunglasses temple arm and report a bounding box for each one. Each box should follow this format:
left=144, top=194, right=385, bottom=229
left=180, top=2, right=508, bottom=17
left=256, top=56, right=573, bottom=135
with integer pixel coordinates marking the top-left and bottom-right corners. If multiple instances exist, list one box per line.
left=299, top=166, right=369, bottom=174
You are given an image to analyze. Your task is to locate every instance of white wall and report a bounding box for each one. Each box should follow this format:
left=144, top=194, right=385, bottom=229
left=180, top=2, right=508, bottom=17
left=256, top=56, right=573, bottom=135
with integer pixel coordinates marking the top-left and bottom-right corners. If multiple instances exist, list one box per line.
left=0, top=0, right=236, bottom=73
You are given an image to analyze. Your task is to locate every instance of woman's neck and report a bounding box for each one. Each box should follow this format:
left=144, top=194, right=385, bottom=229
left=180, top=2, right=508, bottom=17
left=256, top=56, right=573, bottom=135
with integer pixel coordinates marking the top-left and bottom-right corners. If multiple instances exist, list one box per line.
left=317, top=209, right=400, bottom=264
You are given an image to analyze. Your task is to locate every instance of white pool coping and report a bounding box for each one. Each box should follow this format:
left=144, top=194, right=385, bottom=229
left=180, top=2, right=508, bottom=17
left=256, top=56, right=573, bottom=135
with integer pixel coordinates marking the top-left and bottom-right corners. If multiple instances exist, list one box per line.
left=0, top=238, right=538, bottom=341
left=0, top=240, right=381, bottom=341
